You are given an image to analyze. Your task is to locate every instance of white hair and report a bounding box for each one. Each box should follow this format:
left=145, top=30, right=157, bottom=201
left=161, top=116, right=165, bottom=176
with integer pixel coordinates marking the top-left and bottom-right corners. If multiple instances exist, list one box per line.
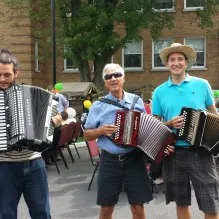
left=102, top=63, right=125, bottom=80
left=66, top=107, right=76, bottom=119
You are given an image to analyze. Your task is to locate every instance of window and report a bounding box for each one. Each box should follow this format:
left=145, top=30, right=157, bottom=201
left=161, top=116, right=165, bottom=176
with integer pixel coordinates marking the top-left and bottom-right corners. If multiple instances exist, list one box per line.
left=184, top=0, right=204, bottom=9
left=153, top=0, right=174, bottom=11
left=184, top=37, right=206, bottom=68
left=64, top=58, right=79, bottom=72
left=34, top=40, right=40, bottom=72
left=122, top=41, right=143, bottom=70
left=152, top=38, right=173, bottom=69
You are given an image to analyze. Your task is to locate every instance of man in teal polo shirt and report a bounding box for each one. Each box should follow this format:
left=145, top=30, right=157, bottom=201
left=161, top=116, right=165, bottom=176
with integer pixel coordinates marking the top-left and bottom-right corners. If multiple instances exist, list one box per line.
left=152, top=43, right=219, bottom=219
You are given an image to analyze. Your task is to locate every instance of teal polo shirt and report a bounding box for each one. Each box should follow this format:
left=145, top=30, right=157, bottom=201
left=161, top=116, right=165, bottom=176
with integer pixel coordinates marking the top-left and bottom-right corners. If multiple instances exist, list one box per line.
left=152, top=73, right=214, bottom=146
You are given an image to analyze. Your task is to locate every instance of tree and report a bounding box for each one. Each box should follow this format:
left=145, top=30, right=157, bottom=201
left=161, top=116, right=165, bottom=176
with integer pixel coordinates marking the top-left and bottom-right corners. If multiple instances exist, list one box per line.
left=3, top=0, right=219, bottom=89
left=56, top=0, right=175, bottom=89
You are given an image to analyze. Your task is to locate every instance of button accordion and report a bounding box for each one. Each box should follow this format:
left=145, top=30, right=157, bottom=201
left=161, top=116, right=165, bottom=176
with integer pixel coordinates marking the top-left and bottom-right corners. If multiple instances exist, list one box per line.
left=0, top=84, right=57, bottom=152
left=114, top=110, right=176, bottom=164
left=176, top=107, right=219, bottom=155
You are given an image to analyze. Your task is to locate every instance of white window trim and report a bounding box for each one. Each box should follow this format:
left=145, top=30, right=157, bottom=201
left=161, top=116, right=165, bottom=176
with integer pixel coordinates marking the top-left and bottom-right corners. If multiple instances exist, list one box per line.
left=153, top=8, right=175, bottom=13
left=34, top=40, right=40, bottom=72
left=183, top=0, right=204, bottom=11
left=152, top=38, right=174, bottom=70
left=63, top=58, right=79, bottom=73
left=122, top=40, right=144, bottom=71
left=63, top=63, right=79, bottom=72
left=184, top=36, right=206, bottom=70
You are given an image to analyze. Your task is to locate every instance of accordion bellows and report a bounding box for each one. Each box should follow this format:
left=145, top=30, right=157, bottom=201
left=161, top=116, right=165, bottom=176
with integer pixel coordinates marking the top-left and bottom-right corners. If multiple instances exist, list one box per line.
left=176, top=107, right=219, bottom=155
left=0, top=84, right=57, bottom=152
left=114, top=110, right=175, bottom=163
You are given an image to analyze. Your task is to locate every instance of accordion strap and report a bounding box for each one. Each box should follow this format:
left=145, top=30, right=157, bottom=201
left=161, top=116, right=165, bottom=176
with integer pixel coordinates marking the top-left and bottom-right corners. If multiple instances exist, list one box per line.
left=98, top=98, right=127, bottom=109
left=98, top=95, right=140, bottom=110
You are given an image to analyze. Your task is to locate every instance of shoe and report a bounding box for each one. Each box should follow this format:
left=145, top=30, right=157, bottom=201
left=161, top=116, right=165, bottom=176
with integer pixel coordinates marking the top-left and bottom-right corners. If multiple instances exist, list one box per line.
left=56, top=155, right=62, bottom=161
left=154, top=178, right=164, bottom=185
left=45, top=158, right=52, bottom=165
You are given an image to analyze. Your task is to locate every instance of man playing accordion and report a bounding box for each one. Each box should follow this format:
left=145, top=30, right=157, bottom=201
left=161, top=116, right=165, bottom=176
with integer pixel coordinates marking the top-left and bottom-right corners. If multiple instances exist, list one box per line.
left=0, top=49, right=51, bottom=219
left=83, top=63, right=153, bottom=219
left=152, top=43, right=219, bottom=219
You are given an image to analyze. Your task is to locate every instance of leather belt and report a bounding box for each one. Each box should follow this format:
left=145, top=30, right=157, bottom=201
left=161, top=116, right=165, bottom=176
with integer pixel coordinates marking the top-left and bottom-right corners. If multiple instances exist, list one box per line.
left=101, top=149, right=138, bottom=161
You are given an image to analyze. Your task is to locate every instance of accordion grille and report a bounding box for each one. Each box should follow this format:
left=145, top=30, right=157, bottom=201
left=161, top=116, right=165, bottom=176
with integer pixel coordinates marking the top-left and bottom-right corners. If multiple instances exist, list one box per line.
left=202, top=112, right=219, bottom=149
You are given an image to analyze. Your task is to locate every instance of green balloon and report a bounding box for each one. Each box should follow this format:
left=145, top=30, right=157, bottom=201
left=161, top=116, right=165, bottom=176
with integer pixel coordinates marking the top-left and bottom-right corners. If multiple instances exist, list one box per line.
left=55, top=83, right=63, bottom=91
left=214, top=90, right=219, bottom=97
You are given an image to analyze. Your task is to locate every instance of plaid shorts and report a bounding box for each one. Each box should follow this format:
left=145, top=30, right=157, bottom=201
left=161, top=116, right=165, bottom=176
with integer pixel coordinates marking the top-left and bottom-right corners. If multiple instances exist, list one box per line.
left=163, top=147, right=219, bottom=213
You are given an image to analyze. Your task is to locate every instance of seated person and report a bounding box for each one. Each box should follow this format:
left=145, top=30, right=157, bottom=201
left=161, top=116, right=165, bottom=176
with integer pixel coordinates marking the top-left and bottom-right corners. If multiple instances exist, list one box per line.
left=62, top=107, right=77, bottom=125
left=43, top=112, right=68, bottom=164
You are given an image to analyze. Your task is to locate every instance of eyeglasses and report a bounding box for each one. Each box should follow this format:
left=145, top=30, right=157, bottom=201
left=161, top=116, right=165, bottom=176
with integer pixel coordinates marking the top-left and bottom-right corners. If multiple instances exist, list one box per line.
left=104, top=72, right=123, bottom=80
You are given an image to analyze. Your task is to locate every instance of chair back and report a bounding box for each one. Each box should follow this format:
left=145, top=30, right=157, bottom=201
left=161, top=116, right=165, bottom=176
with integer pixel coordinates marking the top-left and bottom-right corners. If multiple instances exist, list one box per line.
left=72, top=121, right=82, bottom=142
left=58, top=123, right=76, bottom=147
left=65, top=122, right=76, bottom=143
left=86, top=140, right=99, bottom=158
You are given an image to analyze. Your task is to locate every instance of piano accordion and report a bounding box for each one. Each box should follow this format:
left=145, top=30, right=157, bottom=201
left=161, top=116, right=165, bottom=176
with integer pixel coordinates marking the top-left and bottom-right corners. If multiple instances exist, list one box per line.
left=0, top=84, right=57, bottom=152
left=114, top=110, right=176, bottom=164
left=176, top=107, right=219, bottom=155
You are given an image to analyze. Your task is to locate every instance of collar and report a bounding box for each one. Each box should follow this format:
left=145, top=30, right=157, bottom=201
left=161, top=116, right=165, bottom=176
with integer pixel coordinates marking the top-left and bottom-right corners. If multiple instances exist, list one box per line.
left=106, top=91, right=132, bottom=104
left=168, top=73, right=191, bottom=87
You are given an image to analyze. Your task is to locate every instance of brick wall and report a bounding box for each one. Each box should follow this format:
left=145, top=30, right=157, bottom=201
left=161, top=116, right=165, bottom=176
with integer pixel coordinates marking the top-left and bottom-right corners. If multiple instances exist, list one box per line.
left=0, top=1, right=219, bottom=94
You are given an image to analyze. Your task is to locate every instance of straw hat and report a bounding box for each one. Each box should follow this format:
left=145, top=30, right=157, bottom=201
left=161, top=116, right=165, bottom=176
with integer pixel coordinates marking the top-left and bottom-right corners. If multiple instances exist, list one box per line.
left=159, top=43, right=196, bottom=69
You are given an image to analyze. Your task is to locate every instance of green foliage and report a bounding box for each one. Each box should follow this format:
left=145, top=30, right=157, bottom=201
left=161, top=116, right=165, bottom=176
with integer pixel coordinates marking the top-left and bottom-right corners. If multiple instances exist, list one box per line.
left=2, top=0, right=219, bottom=89
left=196, top=0, right=219, bottom=28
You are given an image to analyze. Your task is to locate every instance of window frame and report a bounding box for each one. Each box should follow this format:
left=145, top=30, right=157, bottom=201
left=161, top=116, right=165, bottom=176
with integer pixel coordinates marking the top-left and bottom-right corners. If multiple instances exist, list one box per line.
left=152, top=38, right=174, bottom=70
left=122, top=40, right=143, bottom=71
left=63, top=58, right=79, bottom=73
left=184, top=36, right=206, bottom=69
left=184, top=0, right=204, bottom=11
left=34, top=40, right=40, bottom=72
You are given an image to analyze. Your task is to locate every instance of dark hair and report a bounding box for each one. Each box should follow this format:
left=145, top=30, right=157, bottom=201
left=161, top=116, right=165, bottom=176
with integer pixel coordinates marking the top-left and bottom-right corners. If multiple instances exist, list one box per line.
left=145, top=99, right=151, bottom=104
left=0, top=49, right=19, bottom=73
left=61, top=111, right=68, bottom=121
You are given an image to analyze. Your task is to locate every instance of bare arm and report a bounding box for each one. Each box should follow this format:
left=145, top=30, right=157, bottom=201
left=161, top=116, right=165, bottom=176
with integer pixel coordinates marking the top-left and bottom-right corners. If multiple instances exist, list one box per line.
left=84, top=125, right=117, bottom=141
left=207, top=104, right=218, bottom=114
left=153, top=115, right=182, bottom=129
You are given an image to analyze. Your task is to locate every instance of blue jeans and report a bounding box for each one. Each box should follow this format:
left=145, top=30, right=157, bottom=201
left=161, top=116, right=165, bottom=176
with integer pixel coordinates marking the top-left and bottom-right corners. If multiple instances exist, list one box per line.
left=0, top=158, right=51, bottom=219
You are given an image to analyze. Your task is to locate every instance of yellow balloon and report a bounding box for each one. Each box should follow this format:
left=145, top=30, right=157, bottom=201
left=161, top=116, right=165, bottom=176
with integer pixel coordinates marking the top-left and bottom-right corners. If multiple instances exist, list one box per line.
left=83, top=100, right=92, bottom=109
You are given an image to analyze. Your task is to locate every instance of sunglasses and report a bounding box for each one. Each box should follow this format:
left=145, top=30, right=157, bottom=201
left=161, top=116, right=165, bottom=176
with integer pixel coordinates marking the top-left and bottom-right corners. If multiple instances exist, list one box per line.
left=104, top=72, right=123, bottom=80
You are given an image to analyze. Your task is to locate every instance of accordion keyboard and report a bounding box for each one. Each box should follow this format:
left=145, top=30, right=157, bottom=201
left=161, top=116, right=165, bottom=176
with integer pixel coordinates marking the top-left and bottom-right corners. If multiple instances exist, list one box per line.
left=7, top=85, right=26, bottom=145
left=46, top=100, right=58, bottom=141
left=177, top=109, right=201, bottom=145
left=0, top=92, right=7, bottom=151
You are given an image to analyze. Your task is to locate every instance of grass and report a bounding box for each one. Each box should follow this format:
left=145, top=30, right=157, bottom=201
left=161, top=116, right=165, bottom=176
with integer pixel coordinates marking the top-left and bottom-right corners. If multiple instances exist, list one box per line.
left=76, top=136, right=85, bottom=143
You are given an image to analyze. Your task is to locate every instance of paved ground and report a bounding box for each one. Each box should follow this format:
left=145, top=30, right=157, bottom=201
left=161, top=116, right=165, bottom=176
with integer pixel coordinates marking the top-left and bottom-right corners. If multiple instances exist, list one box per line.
left=17, top=145, right=217, bottom=219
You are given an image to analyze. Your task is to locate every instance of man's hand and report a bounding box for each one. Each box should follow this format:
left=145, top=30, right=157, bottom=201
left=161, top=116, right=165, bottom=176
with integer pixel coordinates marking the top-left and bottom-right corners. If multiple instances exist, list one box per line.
left=171, top=115, right=184, bottom=129
left=101, top=125, right=118, bottom=136
left=164, top=145, right=175, bottom=156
